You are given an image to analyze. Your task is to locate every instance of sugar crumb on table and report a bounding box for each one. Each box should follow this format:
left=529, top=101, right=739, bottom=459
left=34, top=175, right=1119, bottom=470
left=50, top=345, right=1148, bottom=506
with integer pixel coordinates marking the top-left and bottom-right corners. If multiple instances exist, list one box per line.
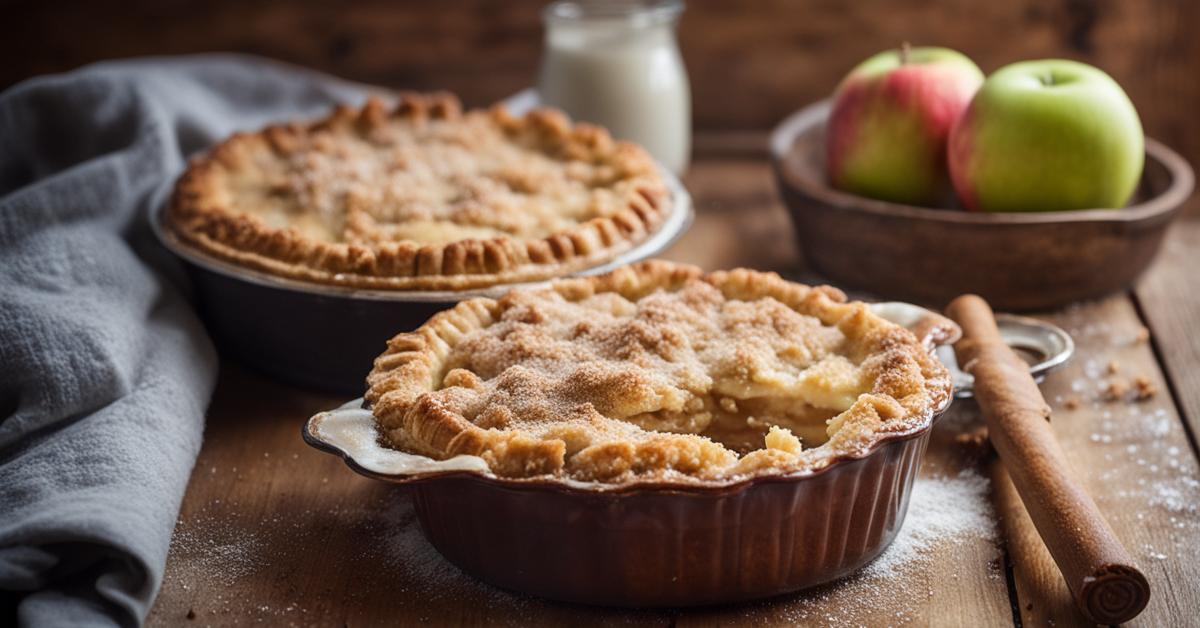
left=1103, top=379, right=1129, bottom=402
left=1132, top=376, right=1158, bottom=401
left=726, top=469, right=999, bottom=626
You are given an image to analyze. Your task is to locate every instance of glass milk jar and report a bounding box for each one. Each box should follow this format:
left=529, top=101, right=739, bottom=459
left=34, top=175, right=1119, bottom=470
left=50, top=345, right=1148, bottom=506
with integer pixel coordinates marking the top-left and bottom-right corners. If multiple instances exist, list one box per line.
left=538, top=0, right=691, bottom=174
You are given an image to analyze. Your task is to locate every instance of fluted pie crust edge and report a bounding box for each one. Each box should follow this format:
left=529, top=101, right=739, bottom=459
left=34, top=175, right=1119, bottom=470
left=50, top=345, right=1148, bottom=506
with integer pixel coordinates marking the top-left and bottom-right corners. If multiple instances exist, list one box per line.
left=364, top=261, right=953, bottom=485
left=165, top=93, right=672, bottom=291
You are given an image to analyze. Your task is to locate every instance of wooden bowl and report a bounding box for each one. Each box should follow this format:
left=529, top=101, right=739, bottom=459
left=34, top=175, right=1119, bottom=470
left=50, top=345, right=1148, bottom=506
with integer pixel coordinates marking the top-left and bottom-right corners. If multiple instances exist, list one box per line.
left=770, top=100, right=1194, bottom=311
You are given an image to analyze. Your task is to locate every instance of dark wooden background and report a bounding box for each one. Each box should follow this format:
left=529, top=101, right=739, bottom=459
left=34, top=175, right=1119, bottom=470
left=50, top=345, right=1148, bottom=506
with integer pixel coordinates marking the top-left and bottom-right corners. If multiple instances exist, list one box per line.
left=6, top=0, right=1199, bottom=168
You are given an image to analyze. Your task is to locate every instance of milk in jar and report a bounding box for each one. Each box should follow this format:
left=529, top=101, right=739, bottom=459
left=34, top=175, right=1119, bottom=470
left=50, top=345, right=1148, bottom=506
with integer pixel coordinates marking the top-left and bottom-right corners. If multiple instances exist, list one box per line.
left=538, top=1, right=691, bottom=174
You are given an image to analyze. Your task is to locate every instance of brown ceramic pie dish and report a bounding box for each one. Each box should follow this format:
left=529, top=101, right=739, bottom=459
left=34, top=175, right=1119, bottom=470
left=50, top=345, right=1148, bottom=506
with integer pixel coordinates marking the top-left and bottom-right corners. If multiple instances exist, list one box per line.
left=771, top=100, right=1194, bottom=311
left=302, top=301, right=961, bottom=607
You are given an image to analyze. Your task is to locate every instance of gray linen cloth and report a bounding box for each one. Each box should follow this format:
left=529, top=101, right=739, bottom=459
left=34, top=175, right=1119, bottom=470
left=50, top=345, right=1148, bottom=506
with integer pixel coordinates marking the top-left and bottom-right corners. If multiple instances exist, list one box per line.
left=0, top=55, right=370, bottom=627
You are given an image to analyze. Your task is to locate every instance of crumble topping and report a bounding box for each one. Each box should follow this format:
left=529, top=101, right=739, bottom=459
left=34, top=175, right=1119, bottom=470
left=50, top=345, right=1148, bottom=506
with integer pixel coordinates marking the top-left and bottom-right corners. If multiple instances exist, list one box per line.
left=226, top=110, right=645, bottom=246
left=168, top=94, right=671, bottom=290
left=437, top=281, right=860, bottom=446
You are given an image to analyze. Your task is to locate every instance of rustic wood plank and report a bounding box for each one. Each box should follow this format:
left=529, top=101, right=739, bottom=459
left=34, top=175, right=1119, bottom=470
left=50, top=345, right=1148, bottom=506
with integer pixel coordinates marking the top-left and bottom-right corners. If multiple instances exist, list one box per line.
left=665, top=157, right=802, bottom=273
left=146, top=364, right=674, bottom=627
left=1133, top=211, right=1200, bottom=441
left=990, top=296, right=1200, bottom=626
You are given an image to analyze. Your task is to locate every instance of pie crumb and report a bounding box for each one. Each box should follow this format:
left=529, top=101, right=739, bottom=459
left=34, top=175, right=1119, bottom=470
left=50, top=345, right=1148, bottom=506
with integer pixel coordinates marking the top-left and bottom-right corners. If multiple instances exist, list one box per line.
left=765, top=426, right=803, bottom=454
left=955, top=428, right=989, bottom=448
left=1102, top=379, right=1128, bottom=402
left=1063, top=396, right=1081, bottom=411
left=1133, top=376, right=1158, bottom=401
left=1106, top=360, right=1120, bottom=375
left=1133, top=327, right=1150, bottom=345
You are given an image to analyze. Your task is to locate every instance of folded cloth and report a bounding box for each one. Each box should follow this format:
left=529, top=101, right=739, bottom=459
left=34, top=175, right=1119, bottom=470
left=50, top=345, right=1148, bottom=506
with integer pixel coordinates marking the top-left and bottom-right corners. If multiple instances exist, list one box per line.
left=0, top=55, right=371, bottom=627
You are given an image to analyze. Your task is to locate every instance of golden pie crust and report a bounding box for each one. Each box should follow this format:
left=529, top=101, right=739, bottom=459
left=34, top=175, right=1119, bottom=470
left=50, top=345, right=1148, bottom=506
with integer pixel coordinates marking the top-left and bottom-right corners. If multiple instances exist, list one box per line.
left=365, top=261, right=953, bottom=484
left=166, top=93, right=671, bottom=290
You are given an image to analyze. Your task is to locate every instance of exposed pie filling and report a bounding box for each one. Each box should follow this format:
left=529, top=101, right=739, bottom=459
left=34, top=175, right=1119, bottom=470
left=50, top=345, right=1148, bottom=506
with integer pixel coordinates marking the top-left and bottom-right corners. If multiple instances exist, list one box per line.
left=366, top=262, right=953, bottom=483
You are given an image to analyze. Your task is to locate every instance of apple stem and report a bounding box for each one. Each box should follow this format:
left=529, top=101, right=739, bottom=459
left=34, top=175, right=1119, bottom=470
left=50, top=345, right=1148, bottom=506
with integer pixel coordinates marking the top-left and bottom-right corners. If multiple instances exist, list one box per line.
left=900, top=41, right=911, bottom=64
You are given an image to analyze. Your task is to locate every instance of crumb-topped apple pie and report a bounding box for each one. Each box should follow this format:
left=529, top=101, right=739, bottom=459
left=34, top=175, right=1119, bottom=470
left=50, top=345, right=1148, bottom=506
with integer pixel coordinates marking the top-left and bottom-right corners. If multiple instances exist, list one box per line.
left=365, top=261, right=953, bottom=483
left=167, top=93, right=671, bottom=290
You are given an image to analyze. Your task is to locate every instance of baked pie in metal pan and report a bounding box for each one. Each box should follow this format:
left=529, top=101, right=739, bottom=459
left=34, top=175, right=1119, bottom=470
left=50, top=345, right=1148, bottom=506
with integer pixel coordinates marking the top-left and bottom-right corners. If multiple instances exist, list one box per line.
left=156, top=93, right=688, bottom=392
left=167, top=93, right=673, bottom=291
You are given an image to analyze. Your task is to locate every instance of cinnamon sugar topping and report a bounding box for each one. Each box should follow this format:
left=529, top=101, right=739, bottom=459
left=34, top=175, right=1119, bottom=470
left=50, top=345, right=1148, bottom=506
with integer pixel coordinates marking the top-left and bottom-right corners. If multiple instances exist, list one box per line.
left=367, top=262, right=953, bottom=484
left=168, top=94, right=671, bottom=290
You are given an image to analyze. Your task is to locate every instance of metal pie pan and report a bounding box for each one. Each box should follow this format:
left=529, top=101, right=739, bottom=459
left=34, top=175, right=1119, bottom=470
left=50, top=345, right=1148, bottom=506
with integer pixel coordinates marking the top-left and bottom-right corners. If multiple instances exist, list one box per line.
left=301, top=304, right=963, bottom=607
left=151, top=171, right=693, bottom=394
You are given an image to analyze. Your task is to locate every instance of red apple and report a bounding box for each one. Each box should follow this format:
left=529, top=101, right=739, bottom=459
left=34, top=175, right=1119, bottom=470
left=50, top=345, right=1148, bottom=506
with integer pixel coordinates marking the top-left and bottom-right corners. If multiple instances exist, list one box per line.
left=827, top=45, right=984, bottom=206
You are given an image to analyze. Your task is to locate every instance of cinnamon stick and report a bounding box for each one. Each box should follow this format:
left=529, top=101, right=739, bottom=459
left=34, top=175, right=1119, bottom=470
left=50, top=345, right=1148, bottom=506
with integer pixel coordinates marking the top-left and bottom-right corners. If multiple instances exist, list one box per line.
left=945, top=294, right=1150, bottom=625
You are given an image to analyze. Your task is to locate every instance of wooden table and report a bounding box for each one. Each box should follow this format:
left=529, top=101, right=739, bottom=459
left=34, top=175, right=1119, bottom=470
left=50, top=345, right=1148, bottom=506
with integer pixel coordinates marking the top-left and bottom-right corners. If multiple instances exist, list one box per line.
left=148, top=135, right=1200, bottom=627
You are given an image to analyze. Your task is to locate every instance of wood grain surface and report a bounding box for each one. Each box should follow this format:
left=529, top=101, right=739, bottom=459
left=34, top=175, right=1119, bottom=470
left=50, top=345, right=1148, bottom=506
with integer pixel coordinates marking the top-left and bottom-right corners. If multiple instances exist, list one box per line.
left=5, top=1, right=1199, bottom=170
left=671, top=399, right=1013, bottom=628
left=990, top=296, right=1200, bottom=626
left=1134, top=216, right=1200, bottom=438
left=148, top=140, right=1200, bottom=626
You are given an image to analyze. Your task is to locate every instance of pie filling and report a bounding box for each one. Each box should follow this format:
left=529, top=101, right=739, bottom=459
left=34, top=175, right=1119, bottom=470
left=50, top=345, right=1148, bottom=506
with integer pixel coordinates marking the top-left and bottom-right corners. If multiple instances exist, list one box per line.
left=676, top=396, right=842, bottom=453
left=368, top=264, right=950, bottom=483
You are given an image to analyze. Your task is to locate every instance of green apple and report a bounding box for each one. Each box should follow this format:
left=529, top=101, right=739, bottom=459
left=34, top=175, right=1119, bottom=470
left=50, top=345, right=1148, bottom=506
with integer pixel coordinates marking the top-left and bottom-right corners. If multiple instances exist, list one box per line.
left=827, top=45, right=984, bottom=206
left=948, top=59, right=1144, bottom=212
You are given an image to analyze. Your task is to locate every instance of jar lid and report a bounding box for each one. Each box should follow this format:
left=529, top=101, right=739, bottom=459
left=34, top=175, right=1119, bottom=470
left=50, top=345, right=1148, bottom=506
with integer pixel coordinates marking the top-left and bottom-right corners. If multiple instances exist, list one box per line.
left=543, top=0, right=684, bottom=28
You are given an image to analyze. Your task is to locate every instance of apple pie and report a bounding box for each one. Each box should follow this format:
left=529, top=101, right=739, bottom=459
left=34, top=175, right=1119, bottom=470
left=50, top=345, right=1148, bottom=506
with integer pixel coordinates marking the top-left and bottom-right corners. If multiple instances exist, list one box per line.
left=365, top=261, right=953, bottom=483
left=166, top=93, right=671, bottom=290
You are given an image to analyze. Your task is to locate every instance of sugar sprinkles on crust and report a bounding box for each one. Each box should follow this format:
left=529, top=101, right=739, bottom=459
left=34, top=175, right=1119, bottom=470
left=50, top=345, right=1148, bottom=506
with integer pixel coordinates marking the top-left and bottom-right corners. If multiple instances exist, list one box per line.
left=366, top=261, right=953, bottom=484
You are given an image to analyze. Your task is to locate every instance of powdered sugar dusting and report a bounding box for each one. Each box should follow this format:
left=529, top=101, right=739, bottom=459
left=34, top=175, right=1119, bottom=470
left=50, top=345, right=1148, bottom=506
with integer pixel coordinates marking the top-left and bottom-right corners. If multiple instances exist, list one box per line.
left=369, top=497, right=484, bottom=591
left=158, top=504, right=315, bottom=623
left=863, top=470, right=996, bottom=578
left=1053, top=304, right=1200, bottom=566
left=230, top=101, right=659, bottom=245
left=727, top=469, right=1000, bottom=626
left=357, top=469, right=998, bottom=626
left=157, top=465, right=996, bottom=626
left=165, top=513, right=264, bottom=582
